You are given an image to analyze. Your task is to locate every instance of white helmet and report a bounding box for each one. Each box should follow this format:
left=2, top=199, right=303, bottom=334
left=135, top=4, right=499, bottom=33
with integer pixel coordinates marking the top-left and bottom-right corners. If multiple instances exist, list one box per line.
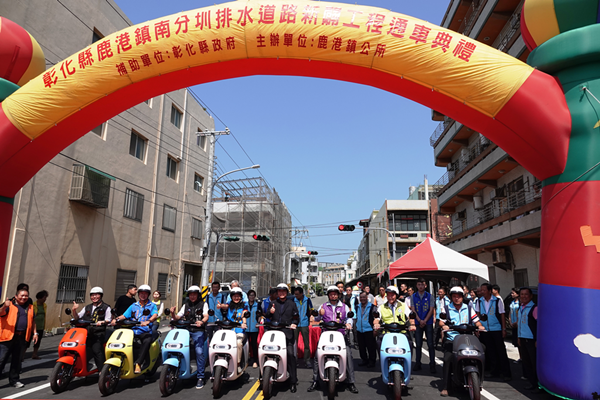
left=450, top=286, right=464, bottom=296
left=276, top=283, right=289, bottom=292
left=230, top=287, right=243, bottom=296
left=326, top=285, right=341, bottom=295
left=386, top=286, right=399, bottom=295
left=187, top=285, right=201, bottom=293
left=138, top=284, right=152, bottom=293
left=90, top=286, right=103, bottom=295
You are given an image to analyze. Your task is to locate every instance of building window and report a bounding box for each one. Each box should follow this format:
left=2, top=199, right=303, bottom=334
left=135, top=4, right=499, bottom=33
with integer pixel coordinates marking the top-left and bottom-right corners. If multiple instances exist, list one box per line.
left=166, top=156, right=178, bottom=181
left=192, top=217, right=202, bottom=239
left=129, top=130, right=147, bottom=161
left=92, top=28, right=103, bottom=43
left=163, top=204, right=177, bottom=232
left=197, top=130, right=206, bottom=150
left=123, top=188, right=144, bottom=221
left=115, top=269, right=136, bottom=301
left=388, top=213, right=428, bottom=232
left=91, top=122, right=105, bottom=138
left=157, top=273, right=168, bottom=299
left=171, top=105, right=182, bottom=128
left=56, top=264, right=89, bottom=303
left=144, top=98, right=152, bottom=107
left=514, top=269, right=529, bottom=288
left=194, top=174, right=204, bottom=193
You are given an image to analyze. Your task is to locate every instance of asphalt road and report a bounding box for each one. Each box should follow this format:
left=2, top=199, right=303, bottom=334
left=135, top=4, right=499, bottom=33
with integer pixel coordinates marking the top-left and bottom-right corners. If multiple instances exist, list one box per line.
left=0, top=297, right=553, bottom=400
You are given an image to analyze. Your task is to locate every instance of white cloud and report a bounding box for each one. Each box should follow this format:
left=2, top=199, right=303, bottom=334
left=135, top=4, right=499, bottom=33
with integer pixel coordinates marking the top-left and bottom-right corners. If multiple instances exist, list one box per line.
left=574, top=334, right=600, bottom=358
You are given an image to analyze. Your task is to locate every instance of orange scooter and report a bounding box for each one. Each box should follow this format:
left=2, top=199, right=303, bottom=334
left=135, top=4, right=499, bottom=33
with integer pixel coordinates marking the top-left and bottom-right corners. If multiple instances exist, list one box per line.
left=50, top=308, right=104, bottom=393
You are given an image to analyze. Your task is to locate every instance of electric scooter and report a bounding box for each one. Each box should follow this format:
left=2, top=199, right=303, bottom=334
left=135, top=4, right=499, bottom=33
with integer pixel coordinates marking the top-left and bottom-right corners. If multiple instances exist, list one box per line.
left=439, top=312, right=487, bottom=400
left=312, top=310, right=355, bottom=400
left=256, top=309, right=298, bottom=400
left=50, top=308, right=101, bottom=393
left=98, top=309, right=161, bottom=395
left=158, top=308, right=201, bottom=396
left=207, top=309, right=251, bottom=398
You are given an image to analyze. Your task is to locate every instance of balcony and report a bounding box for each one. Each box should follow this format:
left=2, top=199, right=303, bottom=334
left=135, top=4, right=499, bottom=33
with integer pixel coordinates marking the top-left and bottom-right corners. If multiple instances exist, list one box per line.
left=429, top=116, right=454, bottom=147
left=445, top=180, right=541, bottom=241
left=492, top=0, right=524, bottom=52
left=458, top=0, right=487, bottom=36
left=434, top=135, right=492, bottom=188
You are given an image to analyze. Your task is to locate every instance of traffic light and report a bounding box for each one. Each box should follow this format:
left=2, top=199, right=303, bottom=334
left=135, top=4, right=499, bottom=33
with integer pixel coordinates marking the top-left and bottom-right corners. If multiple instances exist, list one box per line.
left=338, top=224, right=356, bottom=232
left=308, top=251, right=319, bottom=255
left=223, top=236, right=239, bottom=242
left=252, top=234, right=270, bottom=241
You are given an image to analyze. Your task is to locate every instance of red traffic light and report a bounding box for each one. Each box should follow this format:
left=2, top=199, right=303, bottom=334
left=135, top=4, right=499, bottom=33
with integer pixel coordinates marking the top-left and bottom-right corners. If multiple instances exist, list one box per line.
left=338, top=225, right=345, bottom=231
left=253, top=234, right=258, bottom=240
left=338, top=224, right=356, bottom=232
left=308, top=251, right=319, bottom=255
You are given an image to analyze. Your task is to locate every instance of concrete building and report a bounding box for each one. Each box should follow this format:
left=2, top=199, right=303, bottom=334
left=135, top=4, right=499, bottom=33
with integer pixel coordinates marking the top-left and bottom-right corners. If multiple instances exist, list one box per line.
left=1, top=1, right=214, bottom=329
left=210, top=177, right=292, bottom=296
left=430, top=0, right=540, bottom=291
left=322, top=264, right=346, bottom=287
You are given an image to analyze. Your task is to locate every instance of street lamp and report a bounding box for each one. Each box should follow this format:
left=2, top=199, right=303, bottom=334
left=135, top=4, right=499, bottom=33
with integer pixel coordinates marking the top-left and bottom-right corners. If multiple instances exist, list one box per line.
left=200, top=164, right=260, bottom=291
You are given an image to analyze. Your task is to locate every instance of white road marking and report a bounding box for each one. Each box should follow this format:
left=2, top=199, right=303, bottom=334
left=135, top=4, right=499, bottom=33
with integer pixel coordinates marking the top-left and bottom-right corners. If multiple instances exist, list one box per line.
left=2, top=382, right=50, bottom=399
left=432, top=356, right=502, bottom=400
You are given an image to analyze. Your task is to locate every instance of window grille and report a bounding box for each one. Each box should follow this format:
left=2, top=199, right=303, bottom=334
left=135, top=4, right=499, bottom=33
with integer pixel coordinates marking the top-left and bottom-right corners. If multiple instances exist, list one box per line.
left=163, top=205, right=177, bottom=232
left=56, top=264, right=89, bottom=303
left=192, top=217, right=202, bottom=239
left=123, top=188, right=144, bottom=221
left=157, top=273, right=168, bottom=299
left=114, top=269, right=136, bottom=301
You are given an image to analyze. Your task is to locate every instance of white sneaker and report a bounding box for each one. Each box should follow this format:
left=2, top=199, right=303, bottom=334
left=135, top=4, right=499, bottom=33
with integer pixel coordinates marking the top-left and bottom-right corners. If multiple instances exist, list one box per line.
left=12, top=382, right=24, bottom=388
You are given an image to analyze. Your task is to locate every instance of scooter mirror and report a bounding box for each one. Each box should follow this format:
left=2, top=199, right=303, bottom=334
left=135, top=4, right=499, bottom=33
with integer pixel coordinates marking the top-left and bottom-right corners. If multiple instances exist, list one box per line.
left=439, top=312, right=447, bottom=320
left=196, top=309, right=204, bottom=316
left=65, top=308, right=72, bottom=315
left=164, top=308, right=171, bottom=316
left=243, top=311, right=251, bottom=318
left=143, top=309, right=151, bottom=316
left=347, top=311, right=355, bottom=319
left=409, top=312, right=417, bottom=320
left=208, top=309, right=215, bottom=317
left=310, top=310, right=319, bottom=317
left=372, top=311, right=380, bottom=318
left=479, top=313, right=488, bottom=322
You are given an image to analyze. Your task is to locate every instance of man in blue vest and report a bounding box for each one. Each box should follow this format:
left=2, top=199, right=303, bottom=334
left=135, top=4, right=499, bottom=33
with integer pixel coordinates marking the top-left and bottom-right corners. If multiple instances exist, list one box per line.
left=206, top=281, right=227, bottom=343
left=410, top=278, right=436, bottom=373
left=474, top=283, right=511, bottom=381
left=355, top=291, right=376, bottom=368
left=293, top=287, right=314, bottom=368
left=434, top=287, right=450, bottom=348
left=517, top=287, right=540, bottom=392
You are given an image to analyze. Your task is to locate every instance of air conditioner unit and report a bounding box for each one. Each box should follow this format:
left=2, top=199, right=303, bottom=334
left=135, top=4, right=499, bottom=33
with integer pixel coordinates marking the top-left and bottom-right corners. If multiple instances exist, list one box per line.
left=456, top=210, right=467, bottom=221
left=492, top=248, right=507, bottom=264
left=473, top=196, right=483, bottom=210
left=490, top=186, right=507, bottom=200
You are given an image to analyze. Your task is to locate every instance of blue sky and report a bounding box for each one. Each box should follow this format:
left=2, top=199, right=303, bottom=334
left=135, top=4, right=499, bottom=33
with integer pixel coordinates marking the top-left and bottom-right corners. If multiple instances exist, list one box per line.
left=114, top=0, right=451, bottom=263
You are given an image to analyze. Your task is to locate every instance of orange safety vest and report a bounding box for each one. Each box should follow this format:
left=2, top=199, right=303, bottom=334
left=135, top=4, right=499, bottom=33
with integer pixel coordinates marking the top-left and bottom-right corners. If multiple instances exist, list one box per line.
left=0, top=302, right=34, bottom=342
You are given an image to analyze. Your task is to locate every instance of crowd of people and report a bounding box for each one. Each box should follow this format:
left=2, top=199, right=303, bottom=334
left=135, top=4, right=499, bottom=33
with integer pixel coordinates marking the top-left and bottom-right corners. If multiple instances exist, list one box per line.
left=0, top=279, right=539, bottom=395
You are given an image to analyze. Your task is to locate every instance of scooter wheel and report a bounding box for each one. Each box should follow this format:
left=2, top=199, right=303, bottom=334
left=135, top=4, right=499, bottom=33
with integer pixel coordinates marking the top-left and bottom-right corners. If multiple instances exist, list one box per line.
left=159, top=365, right=178, bottom=396
left=467, top=372, right=481, bottom=400
left=327, top=367, right=338, bottom=400
left=50, top=362, right=73, bottom=394
left=213, top=365, right=224, bottom=398
left=98, top=364, right=120, bottom=396
left=391, top=370, right=403, bottom=400
left=262, top=366, right=275, bottom=400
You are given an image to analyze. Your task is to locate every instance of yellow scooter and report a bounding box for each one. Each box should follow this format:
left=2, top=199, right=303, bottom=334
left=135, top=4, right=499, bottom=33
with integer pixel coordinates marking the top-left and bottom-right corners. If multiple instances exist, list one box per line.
left=98, top=311, right=161, bottom=395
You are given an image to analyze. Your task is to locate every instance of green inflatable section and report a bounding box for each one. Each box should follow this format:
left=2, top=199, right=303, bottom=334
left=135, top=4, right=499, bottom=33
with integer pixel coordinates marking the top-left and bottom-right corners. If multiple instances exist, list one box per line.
left=554, top=0, right=599, bottom=33
left=0, top=78, right=19, bottom=102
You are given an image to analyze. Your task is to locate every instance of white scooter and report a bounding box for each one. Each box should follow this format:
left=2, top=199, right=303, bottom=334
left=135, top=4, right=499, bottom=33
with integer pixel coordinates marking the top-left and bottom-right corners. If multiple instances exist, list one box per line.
left=207, top=309, right=251, bottom=398
left=313, top=310, right=354, bottom=400
left=256, top=309, right=298, bottom=400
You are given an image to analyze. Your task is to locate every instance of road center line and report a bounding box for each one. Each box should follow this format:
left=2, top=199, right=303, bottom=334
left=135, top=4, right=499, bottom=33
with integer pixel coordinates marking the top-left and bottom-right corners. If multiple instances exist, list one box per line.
left=2, top=383, right=50, bottom=399
left=240, top=379, right=260, bottom=400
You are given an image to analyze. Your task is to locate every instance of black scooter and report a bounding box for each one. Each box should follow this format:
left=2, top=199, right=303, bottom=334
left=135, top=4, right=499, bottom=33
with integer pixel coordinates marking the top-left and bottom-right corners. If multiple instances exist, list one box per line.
left=440, top=313, right=487, bottom=400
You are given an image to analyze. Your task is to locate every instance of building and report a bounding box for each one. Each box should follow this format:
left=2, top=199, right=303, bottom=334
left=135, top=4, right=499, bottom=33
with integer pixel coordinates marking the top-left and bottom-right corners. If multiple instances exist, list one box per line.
left=1, top=1, right=214, bottom=329
left=209, top=177, right=292, bottom=296
left=321, top=264, right=346, bottom=287
left=429, top=0, right=540, bottom=291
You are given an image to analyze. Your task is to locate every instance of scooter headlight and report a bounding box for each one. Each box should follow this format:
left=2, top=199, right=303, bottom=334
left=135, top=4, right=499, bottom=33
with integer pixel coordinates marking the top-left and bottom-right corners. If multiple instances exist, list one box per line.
left=61, top=342, right=78, bottom=348
left=213, top=344, right=231, bottom=350
left=322, top=346, right=341, bottom=351
left=262, top=345, right=281, bottom=351
left=107, top=343, right=125, bottom=349
left=459, top=349, right=479, bottom=356
left=165, top=343, right=183, bottom=350
left=386, top=348, right=406, bottom=355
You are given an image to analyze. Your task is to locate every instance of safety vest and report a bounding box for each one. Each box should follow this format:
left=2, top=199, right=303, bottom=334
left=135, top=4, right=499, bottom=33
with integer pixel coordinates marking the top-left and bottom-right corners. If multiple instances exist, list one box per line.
left=356, top=302, right=374, bottom=333
left=0, top=301, right=34, bottom=342
left=379, top=301, right=408, bottom=334
left=412, top=292, right=434, bottom=325
left=207, top=292, right=226, bottom=323
left=227, top=301, right=248, bottom=334
left=247, top=302, right=259, bottom=333
left=509, top=299, right=519, bottom=324
left=321, top=301, right=348, bottom=333
left=478, top=296, right=502, bottom=332
left=518, top=301, right=537, bottom=340
left=184, top=299, right=206, bottom=332
left=83, top=302, right=110, bottom=334
left=152, top=300, right=162, bottom=323
left=294, top=296, right=312, bottom=327
left=444, top=303, right=476, bottom=342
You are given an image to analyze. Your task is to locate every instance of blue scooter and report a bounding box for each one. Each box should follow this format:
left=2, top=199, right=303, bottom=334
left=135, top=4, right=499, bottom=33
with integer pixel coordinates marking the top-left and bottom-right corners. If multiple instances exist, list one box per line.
left=375, top=312, right=414, bottom=400
left=158, top=308, right=202, bottom=396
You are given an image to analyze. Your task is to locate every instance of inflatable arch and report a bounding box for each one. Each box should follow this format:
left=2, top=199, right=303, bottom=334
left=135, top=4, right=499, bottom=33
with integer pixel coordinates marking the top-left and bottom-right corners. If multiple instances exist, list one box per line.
left=0, top=1, right=598, bottom=398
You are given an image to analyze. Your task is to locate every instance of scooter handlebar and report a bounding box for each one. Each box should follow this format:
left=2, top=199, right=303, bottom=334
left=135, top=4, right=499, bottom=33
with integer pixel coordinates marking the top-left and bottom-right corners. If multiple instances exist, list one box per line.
left=319, top=320, right=348, bottom=330
left=446, top=323, right=484, bottom=334
left=380, top=322, right=411, bottom=332
left=258, top=321, right=292, bottom=329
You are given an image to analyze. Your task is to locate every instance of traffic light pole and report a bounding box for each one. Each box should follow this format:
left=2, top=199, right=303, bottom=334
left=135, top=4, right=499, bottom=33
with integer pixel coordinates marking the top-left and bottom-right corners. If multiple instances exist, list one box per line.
left=365, top=227, right=397, bottom=262
left=283, top=250, right=297, bottom=284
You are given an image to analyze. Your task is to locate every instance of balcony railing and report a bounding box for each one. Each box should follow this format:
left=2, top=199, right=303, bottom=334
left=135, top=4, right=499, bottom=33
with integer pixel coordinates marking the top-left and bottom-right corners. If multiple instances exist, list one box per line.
left=448, top=180, right=542, bottom=238
left=433, top=135, right=492, bottom=187
left=492, top=0, right=524, bottom=52
left=429, top=116, right=454, bottom=147
left=458, top=0, right=487, bottom=35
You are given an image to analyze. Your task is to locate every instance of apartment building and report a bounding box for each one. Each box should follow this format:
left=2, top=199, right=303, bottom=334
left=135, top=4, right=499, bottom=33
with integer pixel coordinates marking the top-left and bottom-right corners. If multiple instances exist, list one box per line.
left=1, top=1, right=214, bottom=328
left=430, top=0, right=540, bottom=291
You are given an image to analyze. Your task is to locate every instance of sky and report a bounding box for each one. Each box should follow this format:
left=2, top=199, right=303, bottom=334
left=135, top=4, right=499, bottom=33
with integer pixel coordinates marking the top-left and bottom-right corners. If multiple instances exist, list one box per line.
left=113, top=0, right=451, bottom=263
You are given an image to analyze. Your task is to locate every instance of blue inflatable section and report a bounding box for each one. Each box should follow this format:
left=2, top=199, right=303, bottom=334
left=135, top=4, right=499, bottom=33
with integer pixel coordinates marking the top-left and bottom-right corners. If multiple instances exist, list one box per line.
left=538, top=283, right=600, bottom=399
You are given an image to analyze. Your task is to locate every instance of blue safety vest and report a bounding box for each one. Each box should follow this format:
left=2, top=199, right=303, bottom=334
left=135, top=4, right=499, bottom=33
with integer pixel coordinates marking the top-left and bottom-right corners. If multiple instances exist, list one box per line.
left=207, top=292, right=226, bottom=323
left=412, top=292, right=434, bottom=325
left=518, top=301, right=536, bottom=339
left=122, top=301, right=157, bottom=335
left=509, top=299, right=519, bottom=324
left=226, top=301, right=249, bottom=334
left=294, top=296, right=312, bottom=327
left=356, top=302, right=374, bottom=333
left=444, top=303, right=477, bottom=342
left=247, top=301, right=259, bottom=333
left=436, top=296, right=450, bottom=319
left=478, top=296, right=502, bottom=332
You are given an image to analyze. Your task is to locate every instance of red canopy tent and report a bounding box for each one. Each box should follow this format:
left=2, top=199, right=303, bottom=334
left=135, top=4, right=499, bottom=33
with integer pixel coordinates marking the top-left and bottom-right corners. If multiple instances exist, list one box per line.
left=378, top=237, right=489, bottom=282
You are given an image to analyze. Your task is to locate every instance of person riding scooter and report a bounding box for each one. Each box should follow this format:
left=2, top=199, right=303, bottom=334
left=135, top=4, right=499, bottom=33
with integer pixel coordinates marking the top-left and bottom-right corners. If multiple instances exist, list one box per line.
left=221, top=287, right=249, bottom=373
left=307, top=285, right=358, bottom=394
left=71, top=287, right=111, bottom=371
left=170, top=285, right=209, bottom=389
left=438, top=286, right=485, bottom=397
left=373, top=286, right=416, bottom=347
left=113, top=284, right=157, bottom=374
left=265, top=283, right=299, bottom=393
